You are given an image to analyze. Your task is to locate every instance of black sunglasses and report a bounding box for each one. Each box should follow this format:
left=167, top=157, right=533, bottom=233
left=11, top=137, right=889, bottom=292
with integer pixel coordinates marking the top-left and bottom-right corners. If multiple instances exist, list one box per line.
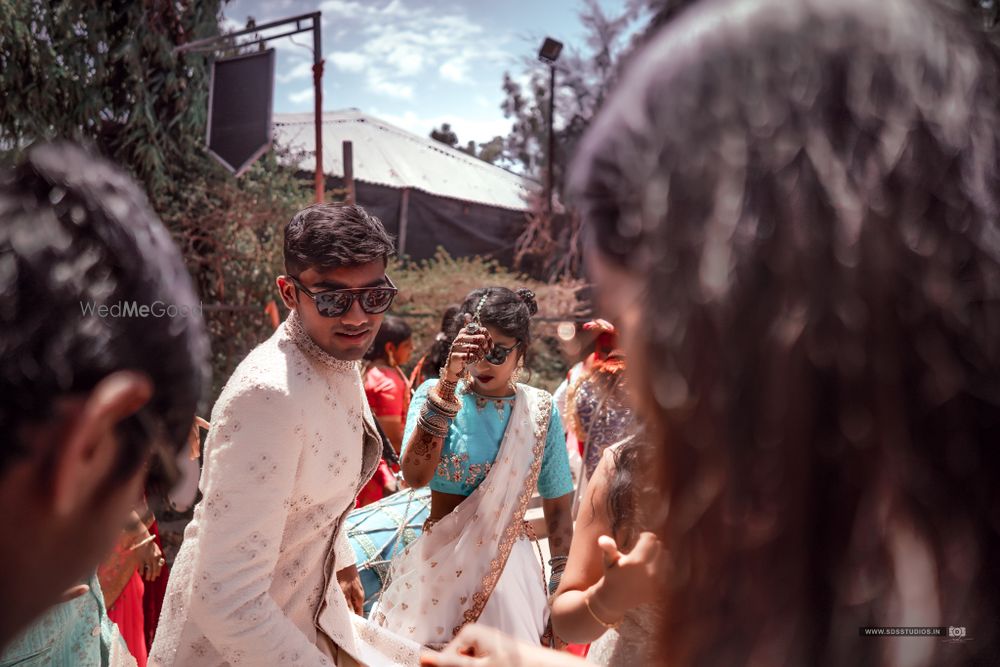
left=288, top=275, right=398, bottom=318
left=485, top=341, right=520, bottom=366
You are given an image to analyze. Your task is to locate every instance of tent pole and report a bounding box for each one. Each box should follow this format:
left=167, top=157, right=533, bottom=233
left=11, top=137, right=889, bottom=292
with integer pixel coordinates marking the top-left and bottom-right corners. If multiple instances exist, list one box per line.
left=343, top=141, right=355, bottom=205
left=312, top=13, right=324, bottom=203
left=398, top=187, right=410, bottom=256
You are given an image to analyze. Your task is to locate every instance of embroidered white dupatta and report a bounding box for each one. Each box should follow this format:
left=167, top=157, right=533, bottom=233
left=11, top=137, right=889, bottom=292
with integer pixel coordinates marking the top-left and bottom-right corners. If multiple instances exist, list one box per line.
left=373, top=384, right=552, bottom=647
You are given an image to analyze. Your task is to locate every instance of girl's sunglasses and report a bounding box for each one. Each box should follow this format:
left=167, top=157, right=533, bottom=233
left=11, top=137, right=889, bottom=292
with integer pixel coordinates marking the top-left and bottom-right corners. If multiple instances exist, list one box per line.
left=485, top=341, right=520, bottom=366
left=288, top=275, right=398, bottom=318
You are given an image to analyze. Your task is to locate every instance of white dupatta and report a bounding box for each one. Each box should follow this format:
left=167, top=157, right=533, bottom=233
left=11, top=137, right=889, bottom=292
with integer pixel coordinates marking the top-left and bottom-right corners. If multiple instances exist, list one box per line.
left=373, top=384, right=552, bottom=647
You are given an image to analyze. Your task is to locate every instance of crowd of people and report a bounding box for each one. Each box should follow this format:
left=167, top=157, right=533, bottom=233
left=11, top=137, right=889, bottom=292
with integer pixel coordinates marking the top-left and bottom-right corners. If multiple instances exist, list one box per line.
left=2, top=0, right=1000, bottom=665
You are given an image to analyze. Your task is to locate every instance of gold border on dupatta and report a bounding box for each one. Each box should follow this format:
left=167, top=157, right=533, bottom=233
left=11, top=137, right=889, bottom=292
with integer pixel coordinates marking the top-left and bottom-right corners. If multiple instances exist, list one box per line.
left=450, top=389, right=553, bottom=638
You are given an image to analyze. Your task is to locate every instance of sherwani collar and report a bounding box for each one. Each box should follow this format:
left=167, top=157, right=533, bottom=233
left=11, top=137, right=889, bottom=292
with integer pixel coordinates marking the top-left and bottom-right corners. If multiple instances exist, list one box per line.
left=285, top=309, right=359, bottom=373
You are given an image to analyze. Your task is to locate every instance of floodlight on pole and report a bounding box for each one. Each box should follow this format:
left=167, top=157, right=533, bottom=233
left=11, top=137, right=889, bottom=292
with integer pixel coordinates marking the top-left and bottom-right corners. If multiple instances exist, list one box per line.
left=538, top=37, right=562, bottom=214
left=538, top=37, right=563, bottom=65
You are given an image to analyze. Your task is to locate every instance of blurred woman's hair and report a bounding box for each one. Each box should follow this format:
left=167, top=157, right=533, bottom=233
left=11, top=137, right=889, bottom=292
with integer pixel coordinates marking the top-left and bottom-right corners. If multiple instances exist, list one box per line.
left=0, top=143, right=210, bottom=491
left=364, top=314, right=412, bottom=363
left=571, top=0, right=1000, bottom=664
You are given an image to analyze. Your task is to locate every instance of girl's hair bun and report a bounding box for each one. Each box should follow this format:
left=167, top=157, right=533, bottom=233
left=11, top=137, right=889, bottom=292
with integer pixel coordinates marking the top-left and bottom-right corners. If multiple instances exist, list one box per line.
left=515, top=288, right=538, bottom=316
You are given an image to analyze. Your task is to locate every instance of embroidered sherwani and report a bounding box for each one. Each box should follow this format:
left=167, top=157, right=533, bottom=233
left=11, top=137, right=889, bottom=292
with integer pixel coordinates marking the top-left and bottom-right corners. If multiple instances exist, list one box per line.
left=150, top=311, right=418, bottom=666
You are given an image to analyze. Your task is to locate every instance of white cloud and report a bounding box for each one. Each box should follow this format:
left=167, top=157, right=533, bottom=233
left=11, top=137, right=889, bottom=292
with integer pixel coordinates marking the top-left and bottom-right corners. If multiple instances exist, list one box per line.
left=313, top=0, right=509, bottom=99
left=220, top=16, right=244, bottom=32
left=329, top=51, right=366, bottom=72
left=289, top=87, right=314, bottom=104
left=319, top=0, right=370, bottom=17
left=439, top=59, right=471, bottom=84
left=278, top=61, right=314, bottom=84
left=370, top=109, right=512, bottom=145
left=368, top=77, right=414, bottom=99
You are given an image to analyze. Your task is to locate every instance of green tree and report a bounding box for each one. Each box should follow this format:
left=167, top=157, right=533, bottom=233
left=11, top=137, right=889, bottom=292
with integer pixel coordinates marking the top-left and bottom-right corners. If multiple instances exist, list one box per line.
left=430, top=123, right=508, bottom=165
left=476, top=136, right=506, bottom=165
left=0, top=2, right=311, bottom=402
left=429, top=122, right=459, bottom=148
left=499, top=0, right=643, bottom=200
left=0, top=1, right=223, bottom=199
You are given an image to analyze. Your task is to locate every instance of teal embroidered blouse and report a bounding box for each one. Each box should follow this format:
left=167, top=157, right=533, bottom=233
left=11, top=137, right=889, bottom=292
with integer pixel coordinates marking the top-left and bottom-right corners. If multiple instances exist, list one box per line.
left=403, top=380, right=574, bottom=498
left=0, top=573, right=130, bottom=667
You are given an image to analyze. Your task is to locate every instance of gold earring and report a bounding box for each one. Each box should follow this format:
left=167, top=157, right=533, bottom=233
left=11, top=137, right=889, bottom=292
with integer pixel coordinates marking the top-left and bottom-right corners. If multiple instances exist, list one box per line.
left=510, top=360, right=524, bottom=387
left=388, top=348, right=397, bottom=366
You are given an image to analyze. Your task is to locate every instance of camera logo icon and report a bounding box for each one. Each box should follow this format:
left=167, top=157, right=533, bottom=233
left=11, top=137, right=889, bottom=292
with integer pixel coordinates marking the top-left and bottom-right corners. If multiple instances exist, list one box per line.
left=948, top=626, right=967, bottom=639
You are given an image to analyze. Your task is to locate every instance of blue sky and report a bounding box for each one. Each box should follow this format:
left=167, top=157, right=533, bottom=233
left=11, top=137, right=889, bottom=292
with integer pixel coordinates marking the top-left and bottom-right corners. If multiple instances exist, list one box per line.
left=222, top=0, right=630, bottom=146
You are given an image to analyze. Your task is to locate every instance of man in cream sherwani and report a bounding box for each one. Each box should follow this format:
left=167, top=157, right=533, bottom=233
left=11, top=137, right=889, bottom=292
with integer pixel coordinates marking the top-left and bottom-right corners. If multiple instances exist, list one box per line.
left=151, top=204, right=418, bottom=666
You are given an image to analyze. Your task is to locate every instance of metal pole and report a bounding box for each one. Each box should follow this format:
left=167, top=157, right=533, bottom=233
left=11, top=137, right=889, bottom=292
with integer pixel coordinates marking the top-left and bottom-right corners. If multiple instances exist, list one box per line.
left=398, top=187, right=411, bottom=255
left=173, top=12, right=322, bottom=54
left=342, top=141, right=355, bottom=205
left=312, top=12, right=324, bottom=203
left=547, top=64, right=556, bottom=214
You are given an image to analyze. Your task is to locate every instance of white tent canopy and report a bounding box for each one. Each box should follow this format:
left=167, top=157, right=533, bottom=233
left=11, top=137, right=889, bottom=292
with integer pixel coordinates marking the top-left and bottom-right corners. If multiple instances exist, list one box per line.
left=273, top=109, right=532, bottom=211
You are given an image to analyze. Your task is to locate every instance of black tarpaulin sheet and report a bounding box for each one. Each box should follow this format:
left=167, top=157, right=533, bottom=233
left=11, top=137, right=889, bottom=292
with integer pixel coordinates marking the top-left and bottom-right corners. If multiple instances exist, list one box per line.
left=350, top=181, right=528, bottom=267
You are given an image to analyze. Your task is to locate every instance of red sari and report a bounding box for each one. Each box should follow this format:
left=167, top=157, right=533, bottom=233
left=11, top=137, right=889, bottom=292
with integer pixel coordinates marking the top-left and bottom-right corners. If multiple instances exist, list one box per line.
left=358, top=364, right=410, bottom=507
left=107, top=571, right=147, bottom=666
left=98, top=538, right=148, bottom=667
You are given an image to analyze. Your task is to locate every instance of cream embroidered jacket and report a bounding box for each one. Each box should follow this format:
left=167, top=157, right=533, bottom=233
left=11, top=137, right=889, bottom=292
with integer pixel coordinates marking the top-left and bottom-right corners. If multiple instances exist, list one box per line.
left=150, top=312, right=417, bottom=666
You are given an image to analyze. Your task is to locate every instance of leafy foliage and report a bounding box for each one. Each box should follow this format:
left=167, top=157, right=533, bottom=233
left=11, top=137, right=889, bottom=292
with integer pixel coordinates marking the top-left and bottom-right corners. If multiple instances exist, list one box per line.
left=0, top=2, right=313, bottom=407
left=429, top=122, right=507, bottom=165
left=390, top=250, right=585, bottom=392
left=497, top=0, right=673, bottom=278
left=0, top=1, right=223, bottom=199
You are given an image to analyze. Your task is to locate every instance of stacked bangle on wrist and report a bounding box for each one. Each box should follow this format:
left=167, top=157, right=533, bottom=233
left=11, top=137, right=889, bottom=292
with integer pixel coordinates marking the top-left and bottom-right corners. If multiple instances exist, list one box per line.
left=547, top=556, right=568, bottom=595
left=436, top=373, right=459, bottom=402
left=427, top=384, right=461, bottom=418
left=417, top=401, right=452, bottom=439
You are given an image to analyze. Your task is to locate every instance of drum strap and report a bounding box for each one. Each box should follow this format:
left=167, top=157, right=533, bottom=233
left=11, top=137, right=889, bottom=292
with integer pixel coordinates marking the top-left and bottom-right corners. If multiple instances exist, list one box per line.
left=372, top=417, right=401, bottom=468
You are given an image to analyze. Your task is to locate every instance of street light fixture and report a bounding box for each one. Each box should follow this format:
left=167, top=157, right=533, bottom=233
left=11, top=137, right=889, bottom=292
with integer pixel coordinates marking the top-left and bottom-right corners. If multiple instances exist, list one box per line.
left=538, top=37, right=563, bottom=214
left=538, top=37, right=563, bottom=64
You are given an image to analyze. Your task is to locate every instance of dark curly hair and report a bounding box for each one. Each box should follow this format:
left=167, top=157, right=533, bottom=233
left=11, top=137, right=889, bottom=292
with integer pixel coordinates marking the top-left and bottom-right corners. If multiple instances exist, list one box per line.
left=448, top=287, right=538, bottom=358
left=571, top=0, right=1000, bottom=664
left=0, top=143, right=210, bottom=487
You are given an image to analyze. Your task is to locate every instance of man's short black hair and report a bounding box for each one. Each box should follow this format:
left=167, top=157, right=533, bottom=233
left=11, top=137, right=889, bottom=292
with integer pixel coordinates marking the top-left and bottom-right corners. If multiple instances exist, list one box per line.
left=0, top=143, right=209, bottom=482
left=283, top=203, right=395, bottom=276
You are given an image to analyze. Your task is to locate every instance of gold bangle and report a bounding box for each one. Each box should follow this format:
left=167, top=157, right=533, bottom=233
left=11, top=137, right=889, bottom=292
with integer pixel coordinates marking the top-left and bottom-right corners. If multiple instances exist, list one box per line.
left=128, top=533, right=156, bottom=551
left=584, top=590, right=621, bottom=630
left=427, top=387, right=460, bottom=417
left=436, top=376, right=459, bottom=402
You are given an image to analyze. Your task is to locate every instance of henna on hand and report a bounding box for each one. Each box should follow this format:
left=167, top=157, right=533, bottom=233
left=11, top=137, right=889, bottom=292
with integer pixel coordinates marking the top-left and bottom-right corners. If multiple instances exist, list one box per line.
left=402, top=426, right=446, bottom=486
left=410, top=430, right=440, bottom=459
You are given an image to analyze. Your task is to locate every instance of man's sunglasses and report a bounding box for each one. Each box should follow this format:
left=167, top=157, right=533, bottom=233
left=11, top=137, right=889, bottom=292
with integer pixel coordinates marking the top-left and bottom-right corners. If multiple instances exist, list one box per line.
left=288, top=275, right=398, bottom=318
left=484, top=341, right=520, bottom=366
